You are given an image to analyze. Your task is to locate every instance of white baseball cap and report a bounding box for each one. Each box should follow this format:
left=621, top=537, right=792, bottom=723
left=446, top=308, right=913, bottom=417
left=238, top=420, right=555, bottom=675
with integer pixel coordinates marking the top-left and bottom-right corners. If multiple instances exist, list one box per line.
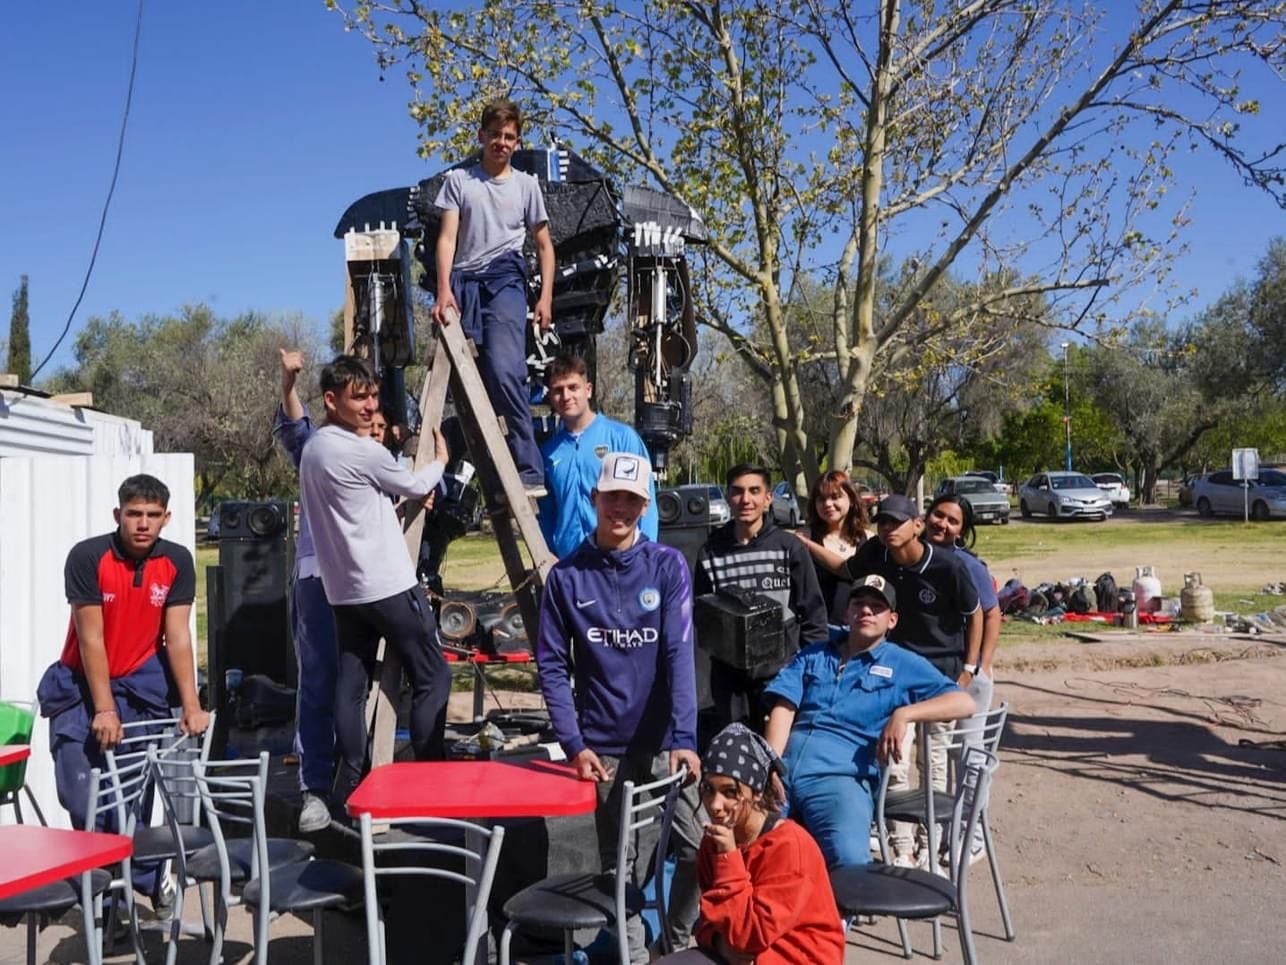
left=595, top=452, right=651, bottom=500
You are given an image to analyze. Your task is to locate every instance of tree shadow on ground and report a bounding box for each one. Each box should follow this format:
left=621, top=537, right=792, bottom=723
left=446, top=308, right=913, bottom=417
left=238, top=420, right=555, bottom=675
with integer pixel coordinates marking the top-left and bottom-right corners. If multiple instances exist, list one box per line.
left=1002, top=680, right=1286, bottom=822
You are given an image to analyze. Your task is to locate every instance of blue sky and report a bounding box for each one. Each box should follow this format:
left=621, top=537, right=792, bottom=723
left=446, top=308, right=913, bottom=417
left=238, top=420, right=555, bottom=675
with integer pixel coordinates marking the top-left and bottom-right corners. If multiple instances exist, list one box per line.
left=1, top=2, right=1280, bottom=380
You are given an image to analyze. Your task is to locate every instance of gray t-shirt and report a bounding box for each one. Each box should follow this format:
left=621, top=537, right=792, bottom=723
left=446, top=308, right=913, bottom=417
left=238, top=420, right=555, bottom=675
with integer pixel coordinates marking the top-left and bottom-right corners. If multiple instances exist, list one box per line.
left=299, top=425, right=444, bottom=606
left=434, top=165, right=549, bottom=273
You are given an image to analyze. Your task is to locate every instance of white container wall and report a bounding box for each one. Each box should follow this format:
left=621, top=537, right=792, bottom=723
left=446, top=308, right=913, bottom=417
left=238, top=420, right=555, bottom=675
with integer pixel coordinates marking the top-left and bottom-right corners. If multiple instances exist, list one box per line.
left=0, top=453, right=196, bottom=827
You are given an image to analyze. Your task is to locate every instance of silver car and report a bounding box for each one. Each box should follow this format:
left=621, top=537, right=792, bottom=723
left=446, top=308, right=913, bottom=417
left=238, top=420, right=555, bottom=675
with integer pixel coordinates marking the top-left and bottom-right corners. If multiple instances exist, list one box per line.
left=706, top=485, right=731, bottom=525
left=934, top=476, right=1011, bottom=524
left=771, top=480, right=802, bottom=527
left=1018, top=472, right=1113, bottom=520
left=1191, top=468, right=1286, bottom=520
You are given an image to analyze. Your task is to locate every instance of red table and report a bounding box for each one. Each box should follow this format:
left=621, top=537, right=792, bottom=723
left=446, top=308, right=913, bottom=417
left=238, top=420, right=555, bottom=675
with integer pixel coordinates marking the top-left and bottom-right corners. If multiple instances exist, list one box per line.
left=348, top=759, right=597, bottom=965
left=347, top=759, right=596, bottom=820
left=0, top=744, right=31, bottom=767
left=0, top=826, right=132, bottom=900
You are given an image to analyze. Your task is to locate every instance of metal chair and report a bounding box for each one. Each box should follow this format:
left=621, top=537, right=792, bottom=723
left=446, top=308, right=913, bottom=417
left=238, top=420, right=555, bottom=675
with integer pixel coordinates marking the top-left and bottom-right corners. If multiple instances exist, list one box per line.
left=834, top=746, right=999, bottom=965
left=359, top=813, right=505, bottom=965
left=499, top=767, right=687, bottom=965
left=190, top=752, right=360, bottom=965
left=875, top=702, right=1015, bottom=945
left=0, top=698, right=47, bottom=826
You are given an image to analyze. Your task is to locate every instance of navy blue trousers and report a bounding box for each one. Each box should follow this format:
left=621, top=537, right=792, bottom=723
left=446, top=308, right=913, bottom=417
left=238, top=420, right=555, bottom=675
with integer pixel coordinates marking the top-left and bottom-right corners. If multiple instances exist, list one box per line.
left=289, top=569, right=338, bottom=795
left=451, top=251, right=543, bottom=485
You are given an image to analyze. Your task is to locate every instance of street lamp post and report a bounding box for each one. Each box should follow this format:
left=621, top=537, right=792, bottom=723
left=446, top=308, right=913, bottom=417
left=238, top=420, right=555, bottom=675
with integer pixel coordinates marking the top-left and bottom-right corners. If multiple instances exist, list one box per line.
left=1060, top=342, right=1072, bottom=471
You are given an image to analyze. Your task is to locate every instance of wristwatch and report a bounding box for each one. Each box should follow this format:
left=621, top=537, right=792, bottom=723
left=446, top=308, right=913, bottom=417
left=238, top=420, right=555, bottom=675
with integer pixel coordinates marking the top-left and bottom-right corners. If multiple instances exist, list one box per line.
left=962, top=663, right=978, bottom=675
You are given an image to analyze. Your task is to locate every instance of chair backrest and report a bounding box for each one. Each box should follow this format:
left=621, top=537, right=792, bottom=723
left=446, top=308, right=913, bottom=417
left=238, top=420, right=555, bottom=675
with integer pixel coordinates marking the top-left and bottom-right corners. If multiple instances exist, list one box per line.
left=147, top=716, right=220, bottom=885
left=192, top=753, right=271, bottom=902
left=613, top=767, right=688, bottom=962
left=0, top=699, right=38, bottom=796
left=359, top=813, right=505, bottom=965
left=912, top=701, right=1008, bottom=793
left=945, top=746, right=998, bottom=905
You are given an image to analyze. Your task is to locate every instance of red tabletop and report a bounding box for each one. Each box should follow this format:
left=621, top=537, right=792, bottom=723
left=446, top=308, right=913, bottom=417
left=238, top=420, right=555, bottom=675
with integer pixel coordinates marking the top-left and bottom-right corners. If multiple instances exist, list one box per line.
left=0, top=745, right=31, bottom=767
left=347, top=759, right=597, bottom=820
left=0, top=826, right=133, bottom=901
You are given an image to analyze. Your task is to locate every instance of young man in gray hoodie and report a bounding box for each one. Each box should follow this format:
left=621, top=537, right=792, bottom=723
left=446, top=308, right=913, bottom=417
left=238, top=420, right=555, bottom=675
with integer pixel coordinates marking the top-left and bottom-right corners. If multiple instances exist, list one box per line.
left=299, top=355, right=450, bottom=805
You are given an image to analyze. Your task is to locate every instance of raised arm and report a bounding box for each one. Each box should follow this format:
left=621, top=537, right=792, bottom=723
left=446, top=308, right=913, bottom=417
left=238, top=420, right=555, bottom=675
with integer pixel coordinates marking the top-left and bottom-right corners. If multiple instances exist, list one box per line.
left=279, top=348, right=305, bottom=421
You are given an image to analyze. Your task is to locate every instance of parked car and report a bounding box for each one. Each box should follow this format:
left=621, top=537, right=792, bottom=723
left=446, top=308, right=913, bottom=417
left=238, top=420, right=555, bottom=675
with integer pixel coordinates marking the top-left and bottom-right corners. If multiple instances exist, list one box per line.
left=771, top=480, right=802, bottom=527
left=706, top=485, right=731, bottom=526
left=1190, top=468, right=1286, bottom=520
left=964, top=469, right=1012, bottom=495
left=1018, top=472, right=1113, bottom=520
left=1091, top=472, right=1131, bottom=509
left=933, top=476, right=1011, bottom=524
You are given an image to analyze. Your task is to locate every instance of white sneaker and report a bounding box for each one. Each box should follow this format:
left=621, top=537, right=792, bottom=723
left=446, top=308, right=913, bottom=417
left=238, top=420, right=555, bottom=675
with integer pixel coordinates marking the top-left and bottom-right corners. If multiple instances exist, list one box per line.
left=299, top=793, right=331, bottom=834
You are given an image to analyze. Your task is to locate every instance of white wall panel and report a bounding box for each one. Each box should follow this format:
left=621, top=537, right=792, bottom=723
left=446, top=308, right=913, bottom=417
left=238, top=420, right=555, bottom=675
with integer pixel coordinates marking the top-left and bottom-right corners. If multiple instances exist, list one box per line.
left=0, top=453, right=195, bottom=827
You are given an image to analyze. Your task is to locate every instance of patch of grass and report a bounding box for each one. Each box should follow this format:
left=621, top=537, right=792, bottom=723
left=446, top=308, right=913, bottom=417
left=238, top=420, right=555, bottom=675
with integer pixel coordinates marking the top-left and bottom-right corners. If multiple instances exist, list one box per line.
left=972, top=516, right=1285, bottom=561
left=1210, top=589, right=1286, bottom=614
left=196, top=546, right=216, bottom=671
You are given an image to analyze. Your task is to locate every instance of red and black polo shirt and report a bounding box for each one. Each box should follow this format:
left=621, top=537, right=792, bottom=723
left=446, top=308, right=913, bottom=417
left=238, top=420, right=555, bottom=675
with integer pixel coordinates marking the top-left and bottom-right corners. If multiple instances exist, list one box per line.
left=60, top=531, right=196, bottom=679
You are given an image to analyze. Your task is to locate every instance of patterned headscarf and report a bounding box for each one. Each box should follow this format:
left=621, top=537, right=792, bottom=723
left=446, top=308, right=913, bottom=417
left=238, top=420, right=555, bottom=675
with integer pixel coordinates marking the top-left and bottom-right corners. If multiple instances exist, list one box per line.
left=702, top=723, right=785, bottom=795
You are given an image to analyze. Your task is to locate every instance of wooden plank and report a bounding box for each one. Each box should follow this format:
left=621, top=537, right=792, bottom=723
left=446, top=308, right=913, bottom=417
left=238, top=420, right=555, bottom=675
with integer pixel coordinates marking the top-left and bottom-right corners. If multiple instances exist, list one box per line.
left=436, top=312, right=555, bottom=587
left=448, top=365, right=546, bottom=648
left=50, top=392, right=94, bottom=408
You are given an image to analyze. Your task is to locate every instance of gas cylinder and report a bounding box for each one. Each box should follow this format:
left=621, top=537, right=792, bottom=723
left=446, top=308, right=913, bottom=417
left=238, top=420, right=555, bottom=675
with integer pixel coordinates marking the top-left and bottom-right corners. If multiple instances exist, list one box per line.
left=1180, top=572, right=1215, bottom=623
left=1133, top=565, right=1163, bottom=613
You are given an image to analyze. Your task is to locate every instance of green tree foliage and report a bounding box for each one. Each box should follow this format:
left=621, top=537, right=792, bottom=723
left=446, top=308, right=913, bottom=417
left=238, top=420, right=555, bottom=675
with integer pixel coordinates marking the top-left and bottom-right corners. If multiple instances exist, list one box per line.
left=7, top=275, right=32, bottom=384
left=45, top=306, right=322, bottom=505
left=330, top=0, right=1285, bottom=490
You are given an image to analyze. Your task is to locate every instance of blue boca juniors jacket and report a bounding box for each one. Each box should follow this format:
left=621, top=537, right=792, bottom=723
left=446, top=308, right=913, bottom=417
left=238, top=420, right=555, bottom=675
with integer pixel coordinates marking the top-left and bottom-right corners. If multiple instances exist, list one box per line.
left=538, top=414, right=660, bottom=559
left=536, top=534, right=697, bottom=760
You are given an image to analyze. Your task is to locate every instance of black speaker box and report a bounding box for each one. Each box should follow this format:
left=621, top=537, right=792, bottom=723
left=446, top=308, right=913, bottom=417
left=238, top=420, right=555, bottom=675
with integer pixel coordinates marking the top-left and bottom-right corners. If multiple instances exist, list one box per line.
left=208, top=502, right=295, bottom=751
left=656, top=492, right=716, bottom=713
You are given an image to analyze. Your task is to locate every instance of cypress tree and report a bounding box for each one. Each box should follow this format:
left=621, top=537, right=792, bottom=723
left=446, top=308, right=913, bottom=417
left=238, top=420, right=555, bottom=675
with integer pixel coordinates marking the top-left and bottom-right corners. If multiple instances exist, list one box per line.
left=8, top=275, right=31, bottom=384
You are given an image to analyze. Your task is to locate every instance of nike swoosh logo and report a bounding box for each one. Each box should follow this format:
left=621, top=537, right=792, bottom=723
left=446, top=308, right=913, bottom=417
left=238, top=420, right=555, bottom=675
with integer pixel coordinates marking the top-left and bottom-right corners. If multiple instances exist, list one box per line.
left=575, top=599, right=596, bottom=608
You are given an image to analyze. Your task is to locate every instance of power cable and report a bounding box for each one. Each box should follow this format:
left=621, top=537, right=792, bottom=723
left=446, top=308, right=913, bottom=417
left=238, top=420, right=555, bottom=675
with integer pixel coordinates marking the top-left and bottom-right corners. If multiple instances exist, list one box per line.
left=30, top=0, right=144, bottom=382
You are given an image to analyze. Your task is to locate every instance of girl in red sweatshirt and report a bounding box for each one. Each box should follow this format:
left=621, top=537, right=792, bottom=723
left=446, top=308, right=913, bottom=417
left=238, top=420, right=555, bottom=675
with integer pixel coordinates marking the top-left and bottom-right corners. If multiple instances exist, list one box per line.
left=658, top=723, right=846, bottom=965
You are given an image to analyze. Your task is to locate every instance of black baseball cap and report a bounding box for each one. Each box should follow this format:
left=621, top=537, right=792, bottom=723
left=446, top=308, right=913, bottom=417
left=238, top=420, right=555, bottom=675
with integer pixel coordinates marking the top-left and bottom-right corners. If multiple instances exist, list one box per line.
left=848, top=573, right=897, bottom=610
left=875, top=494, right=920, bottom=523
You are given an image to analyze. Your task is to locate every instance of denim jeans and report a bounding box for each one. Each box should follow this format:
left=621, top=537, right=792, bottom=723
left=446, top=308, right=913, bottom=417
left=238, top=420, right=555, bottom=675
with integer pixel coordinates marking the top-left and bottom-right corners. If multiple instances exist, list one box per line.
left=788, top=774, right=878, bottom=868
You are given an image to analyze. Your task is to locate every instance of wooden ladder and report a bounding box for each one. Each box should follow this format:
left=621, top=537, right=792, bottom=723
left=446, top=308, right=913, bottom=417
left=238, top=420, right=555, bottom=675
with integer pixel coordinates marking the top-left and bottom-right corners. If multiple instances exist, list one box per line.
left=366, top=307, right=555, bottom=767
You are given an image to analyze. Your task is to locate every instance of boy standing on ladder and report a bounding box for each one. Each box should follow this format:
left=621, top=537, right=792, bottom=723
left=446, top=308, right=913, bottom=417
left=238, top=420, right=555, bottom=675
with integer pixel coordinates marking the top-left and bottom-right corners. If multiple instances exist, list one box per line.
left=431, top=98, right=556, bottom=497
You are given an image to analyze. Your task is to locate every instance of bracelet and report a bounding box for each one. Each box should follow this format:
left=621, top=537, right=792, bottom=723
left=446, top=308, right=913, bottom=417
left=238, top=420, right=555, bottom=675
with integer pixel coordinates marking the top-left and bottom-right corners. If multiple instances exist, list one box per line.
left=93, top=709, right=119, bottom=718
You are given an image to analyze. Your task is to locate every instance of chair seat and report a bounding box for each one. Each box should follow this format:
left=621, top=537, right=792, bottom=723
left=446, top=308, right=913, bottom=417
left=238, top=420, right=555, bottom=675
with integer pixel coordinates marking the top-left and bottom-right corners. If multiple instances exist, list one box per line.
left=242, top=859, right=364, bottom=912
left=186, top=837, right=315, bottom=883
left=133, top=823, right=216, bottom=863
left=502, top=872, right=645, bottom=931
left=883, top=788, right=955, bottom=824
left=830, top=864, right=957, bottom=919
left=0, top=869, right=112, bottom=916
